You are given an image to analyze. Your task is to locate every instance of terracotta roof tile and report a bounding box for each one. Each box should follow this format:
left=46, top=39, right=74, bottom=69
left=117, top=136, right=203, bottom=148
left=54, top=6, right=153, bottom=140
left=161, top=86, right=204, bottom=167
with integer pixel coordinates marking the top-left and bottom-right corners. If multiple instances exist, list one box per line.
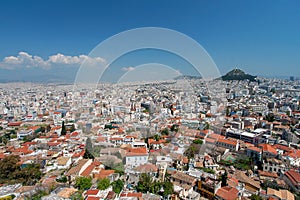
left=216, top=186, right=239, bottom=200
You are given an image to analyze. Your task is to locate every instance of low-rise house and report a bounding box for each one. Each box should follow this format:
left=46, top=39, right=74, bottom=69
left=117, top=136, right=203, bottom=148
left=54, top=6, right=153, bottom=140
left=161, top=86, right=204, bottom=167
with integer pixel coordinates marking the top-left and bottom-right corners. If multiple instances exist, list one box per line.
left=156, top=155, right=173, bottom=167
left=216, top=138, right=239, bottom=152
left=123, top=135, right=136, bottom=145
left=233, top=171, right=260, bottom=193
left=17, top=129, right=33, bottom=140
left=66, top=159, right=93, bottom=181
left=197, top=177, right=221, bottom=199
left=258, top=170, right=278, bottom=181
left=125, top=147, right=148, bottom=167
left=267, top=188, right=295, bottom=200
left=246, top=146, right=262, bottom=162
left=171, top=171, right=197, bottom=187
left=57, top=187, right=78, bottom=199
left=215, top=186, right=239, bottom=200
left=282, top=149, right=300, bottom=167
left=148, top=138, right=165, bottom=150
left=94, top=169, right=118, bottom=182
left=134, top=163, right=158, bottom=176
left=284, top=170, right=300, bottom=194
left=263, top=158, right=287, bottom=174
left=55, top=156, right=72, bottom=170
left=109, top=137, right=123, bottom=146
left=259, top=144, right=278, bottom=158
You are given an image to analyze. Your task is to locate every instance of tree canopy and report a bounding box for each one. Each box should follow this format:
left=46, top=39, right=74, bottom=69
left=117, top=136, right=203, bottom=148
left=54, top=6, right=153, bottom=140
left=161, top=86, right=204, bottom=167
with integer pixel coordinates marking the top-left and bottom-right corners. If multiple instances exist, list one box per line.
left=111, top=179, right=124, bottom=194
left=97, top=178, right=110, bottom=190
left=0, top=155, right=42, bottom=185
left=136, top=173, right=173, bottom=196
left=75, top=177, right=92, bottom=190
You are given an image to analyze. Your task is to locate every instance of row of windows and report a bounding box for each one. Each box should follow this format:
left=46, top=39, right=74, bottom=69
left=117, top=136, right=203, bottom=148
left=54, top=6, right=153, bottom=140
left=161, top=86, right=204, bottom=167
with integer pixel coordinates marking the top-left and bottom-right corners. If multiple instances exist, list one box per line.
left=264, top=166, right=279, bottom=172
left=217, top=142, right=234, bottom=149
left=127, top=157, right=147, bottom=161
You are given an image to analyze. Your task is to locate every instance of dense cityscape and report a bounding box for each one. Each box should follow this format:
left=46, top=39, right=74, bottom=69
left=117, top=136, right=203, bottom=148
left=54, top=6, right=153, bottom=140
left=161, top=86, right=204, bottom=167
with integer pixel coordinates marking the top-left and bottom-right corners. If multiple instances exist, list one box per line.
left=0, top=71, right=299, bottom=200
left=1, top=1, right=300, bottom=200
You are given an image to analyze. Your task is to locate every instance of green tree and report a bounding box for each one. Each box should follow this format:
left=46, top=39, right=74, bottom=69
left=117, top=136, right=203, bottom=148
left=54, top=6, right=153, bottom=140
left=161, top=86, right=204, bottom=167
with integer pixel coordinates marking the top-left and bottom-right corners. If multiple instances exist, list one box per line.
left=250, top=194, right=263, bottom=200
left=160, top=128, right=169, bottom=135
left=170, top=125, right=179, bottom=133
left=111, top=179, right=124, bottom=194
left=193, top=139, right=203, bottom=145
left=154, top=134, right=160, bottom=141
left=56, top=176, right=68, bottom=183
left=70, top=124, right=76, bottom=132
left=265, top=113, right=275, bottom=122
left=203, top=122, right=210, bottom=130
left=40, top=126, right=46, bottom=133
left=84, top=137, right=94, bottom=159
left=136, top=173, right=153, bottom=193
left=136, top=173, right=173, bottom=196
left=46, top=125, right=51, bottom=132
left=83, top=149, right=94, bottom=159
left=221, top=171, right=228, bottom=187
left=75, top=177, right=92, bottom=190
left=162, top=181, right=174, bottom=196
left=234, top=157, right=251, bottom=170
left=0, top=155, right=42, bottom=185
left=97, top=178, right=110, bottom=190
left=16, top=164, right=42, bottom=185
left=0, top=155, right=20, bottom=182
left=85, top=137, right=93, bottom=153
left=184, top=145, right=196, bottom=159
left=61, top=121, right=67, bottom=135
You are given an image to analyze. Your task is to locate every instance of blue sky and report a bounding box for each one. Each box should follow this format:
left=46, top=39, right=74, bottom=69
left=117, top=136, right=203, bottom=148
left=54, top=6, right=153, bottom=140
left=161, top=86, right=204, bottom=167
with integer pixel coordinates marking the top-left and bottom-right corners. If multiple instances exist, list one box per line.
left=0, top=0, right=300, bottom=82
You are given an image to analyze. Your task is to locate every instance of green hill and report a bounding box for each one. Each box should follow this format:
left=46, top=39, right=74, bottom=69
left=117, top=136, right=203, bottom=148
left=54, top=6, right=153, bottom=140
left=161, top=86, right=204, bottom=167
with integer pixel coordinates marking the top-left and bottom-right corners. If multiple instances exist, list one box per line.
left=221, top=69, right=256, bottom=81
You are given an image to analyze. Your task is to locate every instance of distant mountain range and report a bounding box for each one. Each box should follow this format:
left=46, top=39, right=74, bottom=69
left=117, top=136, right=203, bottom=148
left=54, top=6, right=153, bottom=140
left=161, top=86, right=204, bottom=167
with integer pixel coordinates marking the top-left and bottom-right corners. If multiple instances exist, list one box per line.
left=174, top=75, right=202, bottom=80
left=220, top=68, right=257, bottom=81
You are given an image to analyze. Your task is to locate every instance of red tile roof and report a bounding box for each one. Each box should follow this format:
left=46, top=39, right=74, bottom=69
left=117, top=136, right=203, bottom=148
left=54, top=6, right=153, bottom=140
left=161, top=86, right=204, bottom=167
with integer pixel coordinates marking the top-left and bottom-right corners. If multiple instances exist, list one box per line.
left=205, top=137, right=216, bottom=144
left=8, top=122, right=22, bottom=126
left=48, top=142, right=61, bottom=146
left=110, top=137, right=123, bottom=141
left=258, top=170, right=278, bottom=178
left=217, top=138, right=237, bottom=146
left=86, top=197, right=101, bottom=200
left=208, top=133, right=224, bottom=140
left=273, top=144, right=291, bottom=152
left=247, top=146, right=262, bottom=153
left=126, top=147, right=148, bottom=156
left=120, top=192, right=143, bottom=198
left=285, top=170, right=300, bottom=187
left=216, top=186, right=239, bottom=200
left=29, top=126, right=40, bottom=131
left=0, top=153, right=5, bottom=159
left=80, top=163, right=96, bottom=177
left=285, top=149, right=300, bottom=159
left=85, top=189, right=99, bottom=195
left=70, top=131, right=79, bottom=137
left=259, top=144, right=277, bottom=155
left=94, top=169, right=115, bottom=179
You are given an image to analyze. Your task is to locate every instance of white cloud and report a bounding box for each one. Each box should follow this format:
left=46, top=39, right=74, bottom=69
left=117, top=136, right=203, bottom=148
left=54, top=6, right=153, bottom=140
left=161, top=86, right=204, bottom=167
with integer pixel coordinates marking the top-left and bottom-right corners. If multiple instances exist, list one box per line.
left=121, top=66, right=135, bottom=72
left=0, top=52, right=106, bottom=70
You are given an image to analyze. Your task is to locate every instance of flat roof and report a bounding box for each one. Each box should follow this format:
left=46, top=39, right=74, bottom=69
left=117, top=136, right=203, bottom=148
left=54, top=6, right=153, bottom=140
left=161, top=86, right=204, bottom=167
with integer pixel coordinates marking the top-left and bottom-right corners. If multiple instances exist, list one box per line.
left=241, top=132, right=256, bottom=138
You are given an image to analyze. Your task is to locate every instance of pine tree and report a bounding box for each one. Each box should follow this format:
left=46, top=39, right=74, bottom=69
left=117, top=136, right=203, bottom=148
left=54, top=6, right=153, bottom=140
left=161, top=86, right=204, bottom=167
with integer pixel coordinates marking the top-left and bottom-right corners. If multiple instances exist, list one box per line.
left=61, top=121, right=67, bottom=135
left=221, top=171, right=228, bottom=187
left=83, top=148, right=94, bottom=159
left=85, top=137, right=93, bottom=154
